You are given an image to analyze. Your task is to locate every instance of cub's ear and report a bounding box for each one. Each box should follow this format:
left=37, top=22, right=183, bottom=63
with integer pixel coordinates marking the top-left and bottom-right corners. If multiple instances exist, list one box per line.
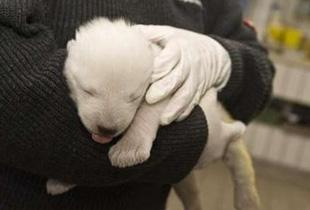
left=67, top=40, right=76, bottom=50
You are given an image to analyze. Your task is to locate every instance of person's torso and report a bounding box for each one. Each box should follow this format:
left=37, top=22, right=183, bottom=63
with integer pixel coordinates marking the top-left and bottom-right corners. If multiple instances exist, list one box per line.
left=44, top=0, right=206, bottom=47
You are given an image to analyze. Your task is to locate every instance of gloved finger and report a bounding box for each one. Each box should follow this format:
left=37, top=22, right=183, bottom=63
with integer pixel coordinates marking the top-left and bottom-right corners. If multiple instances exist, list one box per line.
left=152, top=41, right=181, bottom=82
left=160, top=73, right=197, bottom=125
left=174, top=49, right=204, bottom=121
left=146, top=54, right=190, bottom=104
left=176, top=89, right=201, bottom=122
left=175, top=102, right=196, bottom=122
left=133, top=24, right=174, bottom=45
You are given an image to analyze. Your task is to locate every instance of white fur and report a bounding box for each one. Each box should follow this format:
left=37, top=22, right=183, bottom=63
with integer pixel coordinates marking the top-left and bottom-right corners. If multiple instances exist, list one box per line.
left=178, top=0, right=202, bottom=7
left=47, top=18, right=154, bottom=195
left=65, top=18, right=154, bottom=136
left=46, top=179, right=75, bottom=195
left=47, top=18, right=260, bottom=210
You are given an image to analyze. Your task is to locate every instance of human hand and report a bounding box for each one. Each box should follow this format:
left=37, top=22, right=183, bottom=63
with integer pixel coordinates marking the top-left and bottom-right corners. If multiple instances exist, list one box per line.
left=134, top=25, right=232, bottom=125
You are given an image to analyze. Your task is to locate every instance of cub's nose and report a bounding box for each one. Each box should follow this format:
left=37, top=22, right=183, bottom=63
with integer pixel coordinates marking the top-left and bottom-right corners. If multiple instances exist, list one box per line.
left=97, top=126, right=117, bottom=136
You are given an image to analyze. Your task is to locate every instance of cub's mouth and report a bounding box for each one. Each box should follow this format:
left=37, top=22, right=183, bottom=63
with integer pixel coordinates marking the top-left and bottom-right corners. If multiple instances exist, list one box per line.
left=92, top=133, right=114, bottom=144
left=90, top=126, right=119, bottom=144
left=86, top=120, right=133, bottom=145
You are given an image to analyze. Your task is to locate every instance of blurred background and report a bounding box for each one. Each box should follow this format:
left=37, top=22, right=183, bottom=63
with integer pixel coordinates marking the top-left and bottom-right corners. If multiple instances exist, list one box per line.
left=168, top=0, right=310, bottom=209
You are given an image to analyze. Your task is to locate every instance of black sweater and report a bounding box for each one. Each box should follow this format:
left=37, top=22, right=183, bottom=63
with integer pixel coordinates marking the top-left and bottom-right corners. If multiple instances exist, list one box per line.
left=0, top=0, right=275, bottom=209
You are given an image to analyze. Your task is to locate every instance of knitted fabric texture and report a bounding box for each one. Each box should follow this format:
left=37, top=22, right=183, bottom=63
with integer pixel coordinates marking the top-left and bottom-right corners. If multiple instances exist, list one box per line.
left=0, top=0, right=274, bottom=209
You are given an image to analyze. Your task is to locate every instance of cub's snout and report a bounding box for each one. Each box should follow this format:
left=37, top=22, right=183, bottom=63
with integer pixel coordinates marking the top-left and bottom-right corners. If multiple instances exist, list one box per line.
left=97, top=126, right=118, bottom=136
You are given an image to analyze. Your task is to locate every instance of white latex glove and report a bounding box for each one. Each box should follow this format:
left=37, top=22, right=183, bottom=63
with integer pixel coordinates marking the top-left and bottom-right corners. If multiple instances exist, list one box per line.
left=134, top=25, right=232, bottom=125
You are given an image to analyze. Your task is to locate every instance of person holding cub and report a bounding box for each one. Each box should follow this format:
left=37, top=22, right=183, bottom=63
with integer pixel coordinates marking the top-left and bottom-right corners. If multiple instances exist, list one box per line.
left=0, top=0, right=274, bottom=210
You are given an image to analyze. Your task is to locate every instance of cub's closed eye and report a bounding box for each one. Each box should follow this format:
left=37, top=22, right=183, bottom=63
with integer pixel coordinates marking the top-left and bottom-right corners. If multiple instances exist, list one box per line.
left=71, top=74, right=97, bottom=96
left=129, top=94, right=142, bottom=102
left=83, top=89, right=96, bottom=96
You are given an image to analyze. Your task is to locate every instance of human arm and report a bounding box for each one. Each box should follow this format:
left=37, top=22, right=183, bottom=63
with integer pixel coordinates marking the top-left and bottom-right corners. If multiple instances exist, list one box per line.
left=139, top=0, right=275, bottom=124
left=203, top=0, right=275, bottom=123
left=0, top=0, right=207, bottom=186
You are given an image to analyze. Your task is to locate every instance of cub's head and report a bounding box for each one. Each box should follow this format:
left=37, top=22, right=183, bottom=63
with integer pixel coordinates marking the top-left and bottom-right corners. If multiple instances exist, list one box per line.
left=64, top=18, right=154, bottom=143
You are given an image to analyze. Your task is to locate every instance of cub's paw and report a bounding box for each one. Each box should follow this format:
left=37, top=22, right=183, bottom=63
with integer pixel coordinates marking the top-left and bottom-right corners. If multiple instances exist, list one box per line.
left=235, top=185, right=260, bottom=210
left=108, top=138, right=151, bottom=168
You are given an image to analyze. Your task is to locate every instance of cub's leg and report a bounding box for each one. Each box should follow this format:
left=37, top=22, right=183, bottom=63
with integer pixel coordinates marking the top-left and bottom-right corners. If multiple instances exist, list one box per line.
left=224, top=138, right=260, bottom=210
left=174, top=172, right=203, bottom=210
left=109, top=100, right=168, bottom=168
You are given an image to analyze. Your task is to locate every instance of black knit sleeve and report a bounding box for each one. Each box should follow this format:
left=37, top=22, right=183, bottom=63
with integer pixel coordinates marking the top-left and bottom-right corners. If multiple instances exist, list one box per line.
left=202, top=0, right=275, bottom=123
left=0, top=0, right=207, bottom=186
